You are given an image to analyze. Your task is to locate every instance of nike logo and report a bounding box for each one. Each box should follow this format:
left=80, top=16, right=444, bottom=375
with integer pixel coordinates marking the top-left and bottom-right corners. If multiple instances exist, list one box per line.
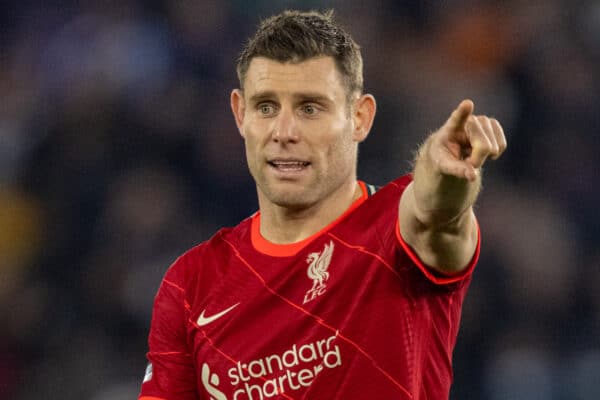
left=197, top=303, right=240, bottom=326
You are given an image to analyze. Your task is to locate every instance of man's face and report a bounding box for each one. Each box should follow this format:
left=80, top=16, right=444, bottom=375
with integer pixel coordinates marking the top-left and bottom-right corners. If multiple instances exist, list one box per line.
left=232, top=56, right=365, bottom=210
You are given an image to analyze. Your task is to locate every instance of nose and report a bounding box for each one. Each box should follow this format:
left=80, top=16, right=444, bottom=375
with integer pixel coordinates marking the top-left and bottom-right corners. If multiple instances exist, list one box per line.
left=272, top=108, right=299, bottom=143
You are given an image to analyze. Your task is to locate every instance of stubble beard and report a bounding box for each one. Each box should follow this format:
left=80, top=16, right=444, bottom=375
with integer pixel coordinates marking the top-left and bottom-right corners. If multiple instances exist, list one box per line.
left=254, top=162, right=354, bottom=213
left=256, top=173, right=324, bottom=211
left=250, top=138, right=358, bottom=212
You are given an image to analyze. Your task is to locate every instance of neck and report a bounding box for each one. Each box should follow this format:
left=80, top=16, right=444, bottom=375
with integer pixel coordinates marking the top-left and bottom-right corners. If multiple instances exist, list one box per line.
left=258, top=180, right=362, bottom=244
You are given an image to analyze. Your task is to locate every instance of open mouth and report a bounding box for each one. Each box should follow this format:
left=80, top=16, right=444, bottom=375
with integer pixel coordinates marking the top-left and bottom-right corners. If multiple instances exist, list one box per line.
left=268, top=160, right=311, bottom=171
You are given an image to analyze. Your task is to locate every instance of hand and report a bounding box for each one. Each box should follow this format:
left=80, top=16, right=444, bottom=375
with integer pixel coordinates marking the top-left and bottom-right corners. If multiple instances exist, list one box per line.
left=429, top=99, right=507, bottom=181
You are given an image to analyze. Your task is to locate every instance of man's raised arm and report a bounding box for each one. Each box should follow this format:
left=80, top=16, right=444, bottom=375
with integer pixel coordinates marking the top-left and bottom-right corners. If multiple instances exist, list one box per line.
left=399, top=100, right=507, bottom=274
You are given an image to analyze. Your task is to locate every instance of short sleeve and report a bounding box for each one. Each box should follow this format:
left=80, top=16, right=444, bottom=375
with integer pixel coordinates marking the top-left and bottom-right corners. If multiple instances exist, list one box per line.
left=139, top=261, right=198, bottom=400
left=395, top=215, right=480, bottom=285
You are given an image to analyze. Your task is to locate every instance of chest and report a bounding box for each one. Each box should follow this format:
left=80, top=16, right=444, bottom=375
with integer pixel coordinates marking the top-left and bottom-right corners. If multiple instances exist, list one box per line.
left=186, top=237, right=418, bottom=399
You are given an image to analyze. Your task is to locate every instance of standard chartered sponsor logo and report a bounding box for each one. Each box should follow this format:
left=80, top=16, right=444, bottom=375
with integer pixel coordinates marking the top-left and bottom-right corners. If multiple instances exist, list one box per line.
left=202, top=363, right=227, bottom=400
left=202, top=334, right=342, bottom=400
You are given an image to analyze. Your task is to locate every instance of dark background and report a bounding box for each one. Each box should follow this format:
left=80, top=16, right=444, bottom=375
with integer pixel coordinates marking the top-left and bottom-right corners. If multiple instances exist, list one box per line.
left=1, top=1, right=599, bottom=399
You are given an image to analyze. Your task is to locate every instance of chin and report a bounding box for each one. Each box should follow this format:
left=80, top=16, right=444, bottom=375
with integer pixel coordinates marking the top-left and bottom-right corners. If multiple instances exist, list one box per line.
left=262, top=185, right=315, bottom=209
left=270, top=192, right=313, bottom=209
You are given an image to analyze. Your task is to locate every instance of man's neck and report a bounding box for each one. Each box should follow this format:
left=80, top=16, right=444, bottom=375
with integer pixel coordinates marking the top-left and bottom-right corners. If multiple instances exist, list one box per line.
left=258, top=181, right=362, bottom=244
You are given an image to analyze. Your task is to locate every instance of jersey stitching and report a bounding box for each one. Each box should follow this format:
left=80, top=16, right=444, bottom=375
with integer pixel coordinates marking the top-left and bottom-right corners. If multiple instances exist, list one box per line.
left=220, top=236, right=414, bottom=399
left=447, top=295, right=453, bottom=349
left=155, top=278, right=193, bottom=358
left=402, top=310, right=415, bottom=392
left=150, top=351, right=191, bottom=356
left=326, top=232, right=401, bottom=279
left=163, top=278, right=185, bottom=293
left=163, top=278, right=191, bottom=311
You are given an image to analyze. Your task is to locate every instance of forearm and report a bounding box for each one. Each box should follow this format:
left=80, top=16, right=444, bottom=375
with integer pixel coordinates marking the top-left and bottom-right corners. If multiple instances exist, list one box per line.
left=399, top=100, right=505, bottom=273
left=400, top=136, right=480, bottom=272
left=411, top=134, right=481, bottom=229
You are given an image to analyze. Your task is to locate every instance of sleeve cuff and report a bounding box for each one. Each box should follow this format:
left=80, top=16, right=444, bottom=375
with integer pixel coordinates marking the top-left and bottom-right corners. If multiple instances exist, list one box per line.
left=395, top=217, right=480, bottom=285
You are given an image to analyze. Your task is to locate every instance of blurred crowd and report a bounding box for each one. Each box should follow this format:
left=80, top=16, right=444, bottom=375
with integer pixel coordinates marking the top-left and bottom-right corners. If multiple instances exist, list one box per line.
left=1, top=0, right=599, bottom=399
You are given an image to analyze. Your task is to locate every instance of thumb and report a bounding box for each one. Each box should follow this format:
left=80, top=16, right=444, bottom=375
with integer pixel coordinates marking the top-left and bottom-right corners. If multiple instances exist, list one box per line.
left=446, top=99, right=474, bottom=131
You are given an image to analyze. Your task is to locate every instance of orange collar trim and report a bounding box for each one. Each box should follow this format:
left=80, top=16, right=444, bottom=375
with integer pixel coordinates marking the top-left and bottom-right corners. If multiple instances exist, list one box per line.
left=251, top=181, right=368, bottom=257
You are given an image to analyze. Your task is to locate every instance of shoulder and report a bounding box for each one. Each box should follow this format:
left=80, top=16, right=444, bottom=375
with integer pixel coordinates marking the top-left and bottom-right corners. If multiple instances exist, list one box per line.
left=376, top=175, right=413, bottom=197
left=324, top=175, right=412, bottom=258
left=347, top=175, right=412, bottom=227
left=163, top=216, right=253, bottom=287
left=361, top=175, right=413, bottom=206
left=352, top=175, right=475, bottom=286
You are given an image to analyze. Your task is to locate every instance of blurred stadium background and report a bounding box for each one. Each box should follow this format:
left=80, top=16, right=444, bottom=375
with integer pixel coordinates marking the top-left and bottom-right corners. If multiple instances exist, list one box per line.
left=1, top=0, right=599, bottom=399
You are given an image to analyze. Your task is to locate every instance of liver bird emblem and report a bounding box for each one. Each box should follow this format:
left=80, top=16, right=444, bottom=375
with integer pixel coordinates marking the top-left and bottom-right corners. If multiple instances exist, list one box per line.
left=303, top=241, right=334, bottom=304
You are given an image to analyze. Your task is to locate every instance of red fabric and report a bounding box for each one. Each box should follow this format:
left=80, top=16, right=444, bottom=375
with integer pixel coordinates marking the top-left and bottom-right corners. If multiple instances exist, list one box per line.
left=139, top=175, right=477, bottom=400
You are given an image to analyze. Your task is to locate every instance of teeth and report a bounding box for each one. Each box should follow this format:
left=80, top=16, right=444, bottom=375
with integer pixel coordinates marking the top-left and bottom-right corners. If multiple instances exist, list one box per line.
left=271, top=161, right=308, bottom=167
left=270, top=160, right=309, bottom=171
left=275, top=161, right=304, bottom=165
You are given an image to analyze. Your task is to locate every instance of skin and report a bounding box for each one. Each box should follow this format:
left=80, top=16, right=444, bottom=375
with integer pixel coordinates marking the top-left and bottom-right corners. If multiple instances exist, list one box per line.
left=231, top=56, right=376, bottom=244
left=231, top=56, right=507, bottom=273
left=400, top=100, right=507, bottom=273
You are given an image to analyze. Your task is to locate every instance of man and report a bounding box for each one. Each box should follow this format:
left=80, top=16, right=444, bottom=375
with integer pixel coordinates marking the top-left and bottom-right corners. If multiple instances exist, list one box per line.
left=139, top=9, right=506, bottom=400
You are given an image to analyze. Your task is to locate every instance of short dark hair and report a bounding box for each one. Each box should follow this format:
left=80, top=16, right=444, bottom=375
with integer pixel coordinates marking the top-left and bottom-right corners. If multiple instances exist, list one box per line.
left=236, top=10, right=363, bottom=98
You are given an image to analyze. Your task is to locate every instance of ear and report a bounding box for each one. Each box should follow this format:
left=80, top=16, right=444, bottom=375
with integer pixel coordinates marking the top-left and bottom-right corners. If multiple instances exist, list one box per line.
left=230, top=89, right=246, bottom=138
left=352, top=94, right=376, bottom=143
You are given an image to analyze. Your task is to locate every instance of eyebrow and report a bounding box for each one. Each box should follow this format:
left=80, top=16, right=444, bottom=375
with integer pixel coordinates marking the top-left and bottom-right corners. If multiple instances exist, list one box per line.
left=248, top=91, right=334, bottom=105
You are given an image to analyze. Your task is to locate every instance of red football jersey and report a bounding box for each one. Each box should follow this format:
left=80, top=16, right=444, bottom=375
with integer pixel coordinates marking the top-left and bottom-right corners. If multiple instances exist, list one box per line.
left=139, top=175, right=479, bottom=400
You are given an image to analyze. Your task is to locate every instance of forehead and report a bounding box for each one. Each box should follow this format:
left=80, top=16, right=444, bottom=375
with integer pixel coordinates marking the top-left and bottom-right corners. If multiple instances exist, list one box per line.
left=243, top=56, right=345, bottom=98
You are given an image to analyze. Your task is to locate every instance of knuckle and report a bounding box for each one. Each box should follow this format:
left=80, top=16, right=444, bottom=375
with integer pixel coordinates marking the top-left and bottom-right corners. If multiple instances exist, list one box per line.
left=492, top=118, right=505, bottom=133
left=478, top=139, right=493, bottom=153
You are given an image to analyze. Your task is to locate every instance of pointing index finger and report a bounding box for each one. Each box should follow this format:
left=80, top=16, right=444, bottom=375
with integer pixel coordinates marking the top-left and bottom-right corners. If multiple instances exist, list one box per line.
left=447, top=99, right=474, bottom=130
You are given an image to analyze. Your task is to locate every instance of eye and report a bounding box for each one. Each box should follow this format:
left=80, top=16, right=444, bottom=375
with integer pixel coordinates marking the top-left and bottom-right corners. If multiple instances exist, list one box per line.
left=258, top=103, right=276, bottom=116
left=302, top=104, right=319, bottom=115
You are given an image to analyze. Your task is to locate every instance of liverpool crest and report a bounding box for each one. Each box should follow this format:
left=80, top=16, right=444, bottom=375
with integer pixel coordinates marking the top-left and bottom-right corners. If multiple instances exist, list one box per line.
left=303, top=241, right=334, bottom=304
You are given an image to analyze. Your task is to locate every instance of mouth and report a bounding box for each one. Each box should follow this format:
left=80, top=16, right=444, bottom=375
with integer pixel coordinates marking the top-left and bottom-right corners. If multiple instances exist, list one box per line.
left=267, top=159, right=311, bottom=172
